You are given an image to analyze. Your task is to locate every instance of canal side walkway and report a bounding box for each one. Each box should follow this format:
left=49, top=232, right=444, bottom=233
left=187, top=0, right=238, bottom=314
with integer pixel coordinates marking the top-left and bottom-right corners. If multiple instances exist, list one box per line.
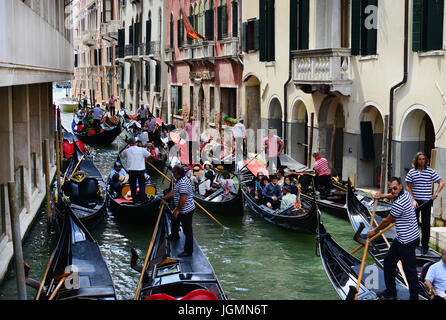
left=0, top=167, right=56, bottom=282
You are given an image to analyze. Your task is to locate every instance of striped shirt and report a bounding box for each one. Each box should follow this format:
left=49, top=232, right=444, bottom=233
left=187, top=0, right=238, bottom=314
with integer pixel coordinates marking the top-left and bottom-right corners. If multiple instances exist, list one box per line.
left=174, top=176, right=195, bottom=214
left=405, top=167, right=442, bottom=201
left=390, top=190, right=420, bottom=244
left=314, top=157, right=331, bottom=176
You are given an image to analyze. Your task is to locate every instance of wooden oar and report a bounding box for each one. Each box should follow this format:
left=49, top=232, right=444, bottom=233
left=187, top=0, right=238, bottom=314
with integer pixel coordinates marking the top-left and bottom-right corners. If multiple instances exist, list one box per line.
left=354, top=199, right=378, bottom=300
left=134, top=203, right=165, bottom=300
left=145, top=160, right=227, bottom=229
left=48, top=276, right=67, bottom=300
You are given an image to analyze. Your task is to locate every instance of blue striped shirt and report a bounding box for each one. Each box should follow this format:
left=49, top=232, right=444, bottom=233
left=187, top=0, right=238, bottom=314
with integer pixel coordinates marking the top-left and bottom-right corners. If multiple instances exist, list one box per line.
left=405, top=167, right=442, bottom=201
left=174, top=176, right=195, bottom=214
left=390, top=190, right=420, bottom=244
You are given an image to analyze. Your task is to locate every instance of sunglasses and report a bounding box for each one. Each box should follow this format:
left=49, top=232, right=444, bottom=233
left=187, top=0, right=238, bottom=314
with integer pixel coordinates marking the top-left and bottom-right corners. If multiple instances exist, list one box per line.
left=388, top=186, right=399, bottom=192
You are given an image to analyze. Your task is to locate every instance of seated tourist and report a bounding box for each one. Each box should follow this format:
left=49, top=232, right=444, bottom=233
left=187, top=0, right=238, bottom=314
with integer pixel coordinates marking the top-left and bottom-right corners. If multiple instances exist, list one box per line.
left=263, top=175, right=282, bottom=209
left=108, top=161, right=128, bottom=184
left=280, top=185, right=297, bottom=210
left=424, top=248, right=446, bottom=300
left=283, top=176, right=298, bottom=195
left=199, top=170, right=215, bottom=196
left=221, top=171, right=237, bottom=198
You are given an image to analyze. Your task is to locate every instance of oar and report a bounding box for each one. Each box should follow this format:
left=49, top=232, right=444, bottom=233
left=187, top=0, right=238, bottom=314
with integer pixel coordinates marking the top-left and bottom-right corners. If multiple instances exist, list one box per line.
left=48, top=274, right=69, bottom=300
left=354, top=199, right=378, bottom=300
left=134, top=203, right=165, bottom=300
left=145, top=160, right=227, bottom=230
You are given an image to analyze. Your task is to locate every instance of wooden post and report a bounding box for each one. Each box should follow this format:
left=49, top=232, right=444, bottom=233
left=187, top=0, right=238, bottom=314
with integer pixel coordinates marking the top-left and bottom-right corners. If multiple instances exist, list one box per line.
left=8, top=181, right=27, bottom=300
left=43, top=139, right=51, bottom=222
left=55, top=116, right=61, bottom=197
left=307, top=113, right=314, bottom=167
left=160, top=89, right=166, bottom=121
left=380, top=115, right=389, bottom=193
left=151, top=95, right=156, bottom=117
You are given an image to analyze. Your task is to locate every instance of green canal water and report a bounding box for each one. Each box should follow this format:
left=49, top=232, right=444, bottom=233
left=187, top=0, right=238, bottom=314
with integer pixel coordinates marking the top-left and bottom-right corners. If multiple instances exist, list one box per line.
left=0, top=111, right=364, bottom=300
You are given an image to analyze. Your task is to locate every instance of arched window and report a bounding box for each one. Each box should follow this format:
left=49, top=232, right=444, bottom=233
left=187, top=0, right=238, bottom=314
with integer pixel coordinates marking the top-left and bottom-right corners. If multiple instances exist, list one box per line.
left=178, top=11, right=184, bottom=47
left=170, top=13, right=174, bottom=48
left=199, top=2, right=205, bottom=39
left=147, top=11, right=152, bottom=44
left=205, top=0, right=214, bottom=40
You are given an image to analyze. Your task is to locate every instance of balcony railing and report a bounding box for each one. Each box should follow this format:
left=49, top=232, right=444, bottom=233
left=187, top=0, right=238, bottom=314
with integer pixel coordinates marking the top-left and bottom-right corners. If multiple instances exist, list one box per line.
left=222, top=38, right=239, bottom=58
left=101, top=20, right=120, bottom=41
left=165, top=48, right=174, bottom=64
left=81, top=30, right=97, bottom=46
left=292, top=48, right=352, bottom=96
left=183, top=42, right=215, bottom=63
left=138, top=41, right=161, bottom=57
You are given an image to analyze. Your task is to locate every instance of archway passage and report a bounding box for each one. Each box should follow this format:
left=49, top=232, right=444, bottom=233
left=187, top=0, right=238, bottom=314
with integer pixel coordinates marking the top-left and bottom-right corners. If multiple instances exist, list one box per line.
left=318, top=96, right=345, bottom=179
left=400, top=109, right=436, bottom=179
left=358, top=106, right=384, bottom=188
left=268, top=97, right=283, bottom=138
left=290, top=100, right=308, bottom=165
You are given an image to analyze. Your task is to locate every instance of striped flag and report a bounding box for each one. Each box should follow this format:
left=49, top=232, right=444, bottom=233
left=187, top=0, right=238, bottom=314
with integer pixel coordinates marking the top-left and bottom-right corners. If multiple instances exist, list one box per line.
left=179, top=0, right=205, bottom=40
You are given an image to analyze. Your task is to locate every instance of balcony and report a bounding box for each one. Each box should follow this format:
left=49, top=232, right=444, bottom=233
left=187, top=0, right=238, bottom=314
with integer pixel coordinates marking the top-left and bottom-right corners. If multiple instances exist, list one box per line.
left=124, top=44, right=140, bottom=62
left=138, top=41, right=161, bottom=60
left=183, top=42, right=215, bottom=65
left=81, top=30, right=97, bottom=46
left=165, top=48, right=174, bottom=66
left=221, top=37, right=239, bottom=61
left=292, top=48, right=352, bottom=96
left=101, top=20, right=120, bottom=42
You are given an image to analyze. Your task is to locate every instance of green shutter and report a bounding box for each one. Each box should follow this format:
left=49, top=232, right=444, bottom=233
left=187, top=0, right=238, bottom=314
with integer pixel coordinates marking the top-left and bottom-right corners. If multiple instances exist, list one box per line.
left=217, top=6, right=223, bottom=40
left=254, top=19, right=260, bottom=51
left=222, top=5, right=228, bottom=38
left=134, top=22, right=141, bottom=55
left=426, top=0, right=444, bottom=51
left=259, top=0, right=266, bottom=61
left=412, top=0, right=424, bottom=51
left=366, top=0, right=377, bottom=55
left=146, top=19, right=152, bottom=43
left=267, top=0, right=275, bottom=61
left=117, top=28, right=125, bottom=58
left=205, top=9, right=214, bottom=40
left=170, top=20, right=174, bottom=48
left=290, top=0, right=298, bottom=51
left=243, top=21, right=248, bottom=51
left=300, top=0, right=309, bottom=50
left=129, top=25, right=133, bottom=44
left=351, top=0, right=362, bottom=55
left=177, top=19, right=182, bottom=47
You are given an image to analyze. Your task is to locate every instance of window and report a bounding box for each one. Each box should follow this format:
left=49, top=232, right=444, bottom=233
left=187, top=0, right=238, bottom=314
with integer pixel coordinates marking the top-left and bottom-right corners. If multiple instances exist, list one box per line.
left=172, top=86, right=183, bottom=115
left=145, top=63, right=151, bottom=92
left=190, top=86, right=194, bottom=117
left=155, top=63, right=161, bottom=93
left=221, top=88, right=237, bottom=120
left=290, top=0, right=309, bottom=51
left=147, top=12, right=152, bottom=44
left=117, top=28, right=125, bottom=58
left=243, top=19, right=259, bottom=52
left=31, top=153, right=37, bottom=190
left=413, top=0, right=444, bottom=52
left=103, top=0, right=113, bottom=23
left=129, top=65, right=134, bottom=90
left=259, top=0, right=275, bottom=61
left=205, top=0, right=215, bottom=40
left=210, top=87, right=215, bottom=123
left=178, top=12, right=184, bottom=47
left=170, top=14, right=174, bottom=48
left=232, top=0, right=239, bottom=37
left=218, top=0, right=228, bottom=40
left=351, top=0, right=378, bottom=56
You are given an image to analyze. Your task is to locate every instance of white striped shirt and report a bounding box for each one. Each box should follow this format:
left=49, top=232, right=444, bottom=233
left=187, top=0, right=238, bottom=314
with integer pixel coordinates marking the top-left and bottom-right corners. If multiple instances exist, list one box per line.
left=390, top=190, right=420, bottom=244
left=405, top=167, right=442, bottom=201
left=174, top=176, right=196, bottom=213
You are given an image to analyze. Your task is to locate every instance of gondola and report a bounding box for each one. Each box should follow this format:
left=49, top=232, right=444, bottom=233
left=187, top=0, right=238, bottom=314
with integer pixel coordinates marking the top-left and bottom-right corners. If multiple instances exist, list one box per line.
left=193, top=174, right=243, bottom=216
left=61, top=126, right=86, bottom=173
left=239, top=168, right=318, bottom=234
left=345, top=181, right=441, bottom=299
left=106, top=156, right=161, bottom=223
left=27, top=206, right=116, bottom=300
left=54, top=142, right=106, bottom=231
left=298, top=174, right=392, bottom=218
left=73, top=114, right=122, bottom=146
left=317, top=217, right=418, bottom=300
left=131, top=205, right=226, bottom=300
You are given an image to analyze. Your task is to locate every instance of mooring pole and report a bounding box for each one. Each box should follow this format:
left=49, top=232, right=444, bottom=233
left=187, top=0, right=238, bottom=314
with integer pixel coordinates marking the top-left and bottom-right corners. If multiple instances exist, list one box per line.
left=7, top=181, right=27, bottom=300
left=44, top=139, right=51, bottom=222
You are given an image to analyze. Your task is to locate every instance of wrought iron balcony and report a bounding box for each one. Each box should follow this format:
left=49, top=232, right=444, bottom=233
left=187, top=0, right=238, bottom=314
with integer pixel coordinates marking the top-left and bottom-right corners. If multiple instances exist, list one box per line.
left=138, top=41, right=161, bottom=59
left=292, top=48, right=352, bottom=96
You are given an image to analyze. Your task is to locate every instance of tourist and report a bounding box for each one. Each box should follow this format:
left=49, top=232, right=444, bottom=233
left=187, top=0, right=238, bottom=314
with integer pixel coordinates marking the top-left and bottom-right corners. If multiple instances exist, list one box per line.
left=137, top=104, right=147, bottom=127
left=263, top=128, right=284, bottom=172
left=280, top=185, right=297, bottom=210
left=108, top=95, right=117, bottom=116
left=424, top=248, right=446, bottom=300
left=263, top=174, right=283, bottom=209
left=221, top=171, right=237, bottom=198
left=108, top=161, right=128, bottom=183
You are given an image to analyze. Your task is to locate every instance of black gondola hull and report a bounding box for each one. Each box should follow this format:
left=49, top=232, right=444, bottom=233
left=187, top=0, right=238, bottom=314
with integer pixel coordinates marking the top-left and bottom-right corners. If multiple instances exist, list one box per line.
left=74, top=123, right=121, bottom=145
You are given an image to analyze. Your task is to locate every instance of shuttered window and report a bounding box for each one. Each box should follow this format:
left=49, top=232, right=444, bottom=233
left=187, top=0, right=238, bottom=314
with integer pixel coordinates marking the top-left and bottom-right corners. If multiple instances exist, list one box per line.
left=290, top=0, right=309, bottom=51
left=170, top=16, right=174, bottom=48
left=146, top=19, right=152, bottom=44
left=117, top=28, right=125, bottom=58
left=205, top=8, right=214, bottom=40
left=243, top=19, right=260, bottom=52
left=145, top=63, right=151, bottom=92
left=413, top=0, right=444, bottom=52
left=232, top=0, right=238, bottom=37
left=178, top=16, right=184, bottom=48
left=351, top=0, right=378, bottom=56
left=259, top=0, right=275, bottom=61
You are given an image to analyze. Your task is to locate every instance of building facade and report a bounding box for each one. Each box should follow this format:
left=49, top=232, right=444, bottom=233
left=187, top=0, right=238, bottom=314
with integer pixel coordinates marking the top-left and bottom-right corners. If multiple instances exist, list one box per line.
left=72, top=0, right=121, bottom=107
left=242, top=0, right=446, bottom=221
left=116, top=0, right=168, bottom=120
left=165, top=0, right=243, bottom=133
left=0, top=0, right=74, bottom=280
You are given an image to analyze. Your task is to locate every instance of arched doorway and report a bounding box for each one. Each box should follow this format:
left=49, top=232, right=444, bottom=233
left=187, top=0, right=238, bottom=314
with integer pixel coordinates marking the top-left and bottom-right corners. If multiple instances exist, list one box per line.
left=290, top=99, right=308, bottom=165
left=358, top=105, right=384, bottom=188
left=244, top=75, right=261, bottom=132
left=268, top=97, right=283, bottom=138
left=399, top=108, right=436, bottom=179
left=318, top=96, right=345, bottom=179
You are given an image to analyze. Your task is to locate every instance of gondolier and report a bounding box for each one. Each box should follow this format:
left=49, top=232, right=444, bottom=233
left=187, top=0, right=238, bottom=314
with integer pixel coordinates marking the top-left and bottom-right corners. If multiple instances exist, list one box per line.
left=367, top=177, right=420, bottom=300
left=92, top=104, right=103, bottom=134
left=313, top=152, right=333, bottom=196
left=161, top=165, right=196, bottom=257
left=405, top=152, right=445, bottom=254
left=121, top=137, right=151, bottom=204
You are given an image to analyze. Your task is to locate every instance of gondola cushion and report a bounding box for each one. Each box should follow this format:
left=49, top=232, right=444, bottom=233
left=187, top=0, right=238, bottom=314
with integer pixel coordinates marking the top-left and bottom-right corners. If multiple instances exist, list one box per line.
left=78, top=178, right=99, bottom=199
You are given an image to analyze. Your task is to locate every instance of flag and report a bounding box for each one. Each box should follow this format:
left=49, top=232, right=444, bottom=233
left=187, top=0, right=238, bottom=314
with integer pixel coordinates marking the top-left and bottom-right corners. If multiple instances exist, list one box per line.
left=294, top=186, right=302, bottom=209
left=179, top=0, right=205, bottom=40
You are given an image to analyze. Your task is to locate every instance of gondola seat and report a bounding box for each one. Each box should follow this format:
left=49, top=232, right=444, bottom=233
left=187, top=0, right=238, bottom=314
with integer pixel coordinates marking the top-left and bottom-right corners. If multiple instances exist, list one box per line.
left=145, top=289, right=218, bottom=301
left=62, top=178, right=100, bottom=207
left=420, top=261, right=435, bottom=283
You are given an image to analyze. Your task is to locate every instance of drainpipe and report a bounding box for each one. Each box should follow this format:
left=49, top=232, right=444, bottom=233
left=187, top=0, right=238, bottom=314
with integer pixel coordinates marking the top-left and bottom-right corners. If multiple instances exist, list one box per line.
left=283, top=19, right=293, bottom=156
left=388, top=0, right=409, bottom=179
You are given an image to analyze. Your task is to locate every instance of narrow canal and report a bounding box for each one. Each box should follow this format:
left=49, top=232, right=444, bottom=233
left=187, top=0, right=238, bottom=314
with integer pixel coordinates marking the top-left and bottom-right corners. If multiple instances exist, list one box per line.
left=0, top=98, right=364, bottom=300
